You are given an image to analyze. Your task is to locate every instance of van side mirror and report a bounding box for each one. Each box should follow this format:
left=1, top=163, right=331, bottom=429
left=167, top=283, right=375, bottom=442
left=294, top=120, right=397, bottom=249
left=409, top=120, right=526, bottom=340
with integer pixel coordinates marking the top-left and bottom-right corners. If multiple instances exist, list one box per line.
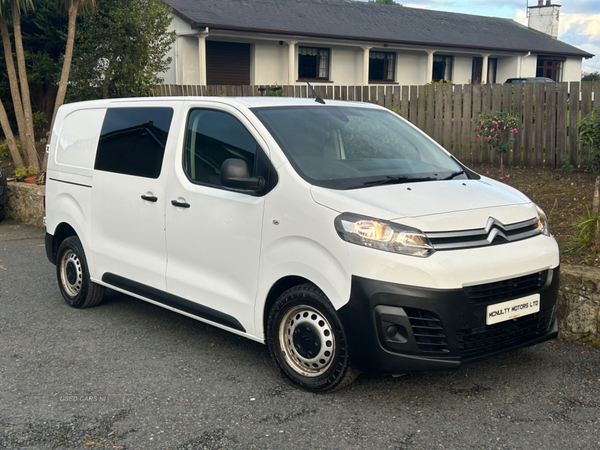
left=220, top=158, right=265, bottom=192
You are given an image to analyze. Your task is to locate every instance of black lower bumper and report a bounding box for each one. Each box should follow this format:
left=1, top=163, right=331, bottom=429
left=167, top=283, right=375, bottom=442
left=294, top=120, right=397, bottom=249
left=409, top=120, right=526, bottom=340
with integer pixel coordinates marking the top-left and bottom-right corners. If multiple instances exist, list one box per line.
left=337, top=267, right=560, bottom=374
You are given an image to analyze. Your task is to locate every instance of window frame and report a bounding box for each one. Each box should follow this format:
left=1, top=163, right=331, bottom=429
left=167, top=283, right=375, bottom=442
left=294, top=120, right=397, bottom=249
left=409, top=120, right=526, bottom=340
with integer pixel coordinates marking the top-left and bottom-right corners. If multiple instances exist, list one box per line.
left=298, top=46, right=331, bottom=81
left=369, top=51, right=396, bottom=83
left=536, top=56, right=564, bottom=82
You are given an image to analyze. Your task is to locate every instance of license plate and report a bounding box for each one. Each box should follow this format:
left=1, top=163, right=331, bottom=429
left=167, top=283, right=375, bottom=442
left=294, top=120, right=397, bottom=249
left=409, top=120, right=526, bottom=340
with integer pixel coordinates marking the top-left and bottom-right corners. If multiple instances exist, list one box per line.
left=486, top=294, right=540, bottom=325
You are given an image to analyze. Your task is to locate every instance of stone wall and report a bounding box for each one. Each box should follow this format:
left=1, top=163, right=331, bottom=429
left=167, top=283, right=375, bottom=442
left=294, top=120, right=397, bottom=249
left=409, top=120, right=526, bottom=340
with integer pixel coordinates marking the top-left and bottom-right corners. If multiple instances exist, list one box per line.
left=558, top=266, right=600, bottom=346
left=5, top=181, right=45, bottom=228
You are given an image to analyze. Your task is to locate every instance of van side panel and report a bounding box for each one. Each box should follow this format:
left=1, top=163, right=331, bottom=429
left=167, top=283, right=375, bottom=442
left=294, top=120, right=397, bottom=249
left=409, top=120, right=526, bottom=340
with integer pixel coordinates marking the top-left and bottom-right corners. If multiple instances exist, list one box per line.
left=46, top=107, right=107, bottom=277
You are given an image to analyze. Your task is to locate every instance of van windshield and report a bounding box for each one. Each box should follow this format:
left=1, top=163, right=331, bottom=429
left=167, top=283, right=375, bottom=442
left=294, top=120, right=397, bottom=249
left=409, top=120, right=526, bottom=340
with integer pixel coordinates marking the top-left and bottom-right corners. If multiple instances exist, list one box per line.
left=252, top=105, right=467, bottom=189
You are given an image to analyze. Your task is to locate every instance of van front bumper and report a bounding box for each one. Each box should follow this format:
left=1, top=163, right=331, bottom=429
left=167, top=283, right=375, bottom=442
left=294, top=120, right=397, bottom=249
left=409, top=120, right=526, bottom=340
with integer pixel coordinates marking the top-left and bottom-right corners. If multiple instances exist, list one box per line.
left=337, top=266, right=559, bottom=374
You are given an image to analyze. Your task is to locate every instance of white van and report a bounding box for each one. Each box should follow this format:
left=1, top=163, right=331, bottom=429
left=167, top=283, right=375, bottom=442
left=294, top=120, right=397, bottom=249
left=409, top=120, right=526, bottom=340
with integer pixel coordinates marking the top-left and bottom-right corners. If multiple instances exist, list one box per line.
left=45, top=97, right=559, bottom=392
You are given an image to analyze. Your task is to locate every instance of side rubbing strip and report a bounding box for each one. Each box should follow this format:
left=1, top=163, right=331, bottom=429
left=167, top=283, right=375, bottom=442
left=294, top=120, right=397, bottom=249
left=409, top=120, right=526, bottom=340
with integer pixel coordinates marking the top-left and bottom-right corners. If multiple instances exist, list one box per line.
left=102, top=273, right=246, bottom=332
left=48, top=178, right=92, bottom=188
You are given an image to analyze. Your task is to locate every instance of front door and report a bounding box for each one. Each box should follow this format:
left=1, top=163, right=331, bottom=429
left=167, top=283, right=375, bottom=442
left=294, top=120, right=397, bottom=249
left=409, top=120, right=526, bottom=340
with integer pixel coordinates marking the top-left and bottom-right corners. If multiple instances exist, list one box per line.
left=164, top=103, right=266, bottom=334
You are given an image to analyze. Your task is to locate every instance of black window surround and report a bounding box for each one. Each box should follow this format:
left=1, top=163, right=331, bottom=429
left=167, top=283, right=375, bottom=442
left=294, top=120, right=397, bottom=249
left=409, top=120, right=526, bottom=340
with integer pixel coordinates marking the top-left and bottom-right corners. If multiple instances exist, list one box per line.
left=369, top=51, right=396, bottom=83
left=298, top=46, right=330, bottom=81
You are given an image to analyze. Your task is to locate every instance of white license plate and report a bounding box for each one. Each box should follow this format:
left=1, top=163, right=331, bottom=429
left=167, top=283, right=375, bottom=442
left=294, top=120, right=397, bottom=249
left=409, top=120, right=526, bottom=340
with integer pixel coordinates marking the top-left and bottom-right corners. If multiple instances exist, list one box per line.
left=486, top=294, right=540, bottom=325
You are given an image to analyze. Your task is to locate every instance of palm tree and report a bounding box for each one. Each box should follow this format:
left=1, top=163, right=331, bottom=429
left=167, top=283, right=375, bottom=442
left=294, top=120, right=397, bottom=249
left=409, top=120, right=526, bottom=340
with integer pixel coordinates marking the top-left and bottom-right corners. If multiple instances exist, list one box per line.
left=0, top=100, right=25, bottom=167
left=0, top=0, right=38, bottom=170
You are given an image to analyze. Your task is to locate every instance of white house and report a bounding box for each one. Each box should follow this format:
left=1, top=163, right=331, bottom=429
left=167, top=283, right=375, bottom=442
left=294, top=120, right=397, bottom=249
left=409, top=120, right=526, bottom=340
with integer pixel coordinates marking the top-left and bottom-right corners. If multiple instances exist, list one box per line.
left=162, top=0, right=593, bottom=87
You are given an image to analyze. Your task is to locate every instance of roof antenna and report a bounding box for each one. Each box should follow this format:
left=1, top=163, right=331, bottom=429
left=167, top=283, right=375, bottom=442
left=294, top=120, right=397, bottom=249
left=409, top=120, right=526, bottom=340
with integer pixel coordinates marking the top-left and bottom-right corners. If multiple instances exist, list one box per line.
left=305, top=79, right=326, bottom=104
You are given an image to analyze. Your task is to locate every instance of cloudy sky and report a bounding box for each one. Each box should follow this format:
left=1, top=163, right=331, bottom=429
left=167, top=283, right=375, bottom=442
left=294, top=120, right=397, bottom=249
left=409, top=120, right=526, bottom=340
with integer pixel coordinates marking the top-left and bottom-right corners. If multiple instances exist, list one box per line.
left=359, top=0, right=599, bottom=73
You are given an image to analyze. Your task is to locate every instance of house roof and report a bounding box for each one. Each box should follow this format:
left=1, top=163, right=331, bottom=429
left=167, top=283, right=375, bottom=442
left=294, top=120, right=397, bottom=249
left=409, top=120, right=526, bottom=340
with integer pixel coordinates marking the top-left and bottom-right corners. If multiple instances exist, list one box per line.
left=164, top=0, right=593, bottom=58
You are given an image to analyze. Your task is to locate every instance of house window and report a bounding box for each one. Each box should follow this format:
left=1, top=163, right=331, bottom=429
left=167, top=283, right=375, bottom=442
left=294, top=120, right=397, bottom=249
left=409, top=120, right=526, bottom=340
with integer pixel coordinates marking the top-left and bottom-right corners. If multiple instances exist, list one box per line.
left=432, top=55, right=453, bottom=82
left=369, top=52, right=395, bottom=82
left=536, top=56, right=564, bottom=82
left=298, top=47, right=330, bottom=80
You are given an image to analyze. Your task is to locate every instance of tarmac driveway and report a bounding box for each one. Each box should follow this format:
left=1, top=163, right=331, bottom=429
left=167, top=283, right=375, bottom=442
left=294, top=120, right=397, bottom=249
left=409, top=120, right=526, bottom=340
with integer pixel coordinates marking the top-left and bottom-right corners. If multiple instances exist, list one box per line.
left=0, top=220, right=599, bottom=449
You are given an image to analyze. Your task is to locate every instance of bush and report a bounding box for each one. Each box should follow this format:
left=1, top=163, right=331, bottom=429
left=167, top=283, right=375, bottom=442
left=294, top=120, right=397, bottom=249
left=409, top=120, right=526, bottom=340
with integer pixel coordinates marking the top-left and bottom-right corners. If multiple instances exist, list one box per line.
left=580, top=106, right=600, bottom=173
left=0, top=140, right=22, bottom=159
left=32, top=111, right=48, bottom=141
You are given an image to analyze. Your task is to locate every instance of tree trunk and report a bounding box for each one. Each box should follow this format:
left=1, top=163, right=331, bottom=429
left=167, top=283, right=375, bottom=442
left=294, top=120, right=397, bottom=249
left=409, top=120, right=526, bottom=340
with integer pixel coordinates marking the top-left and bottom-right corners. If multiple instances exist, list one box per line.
left=0, top=99, right=25, bottom=168
left=11, top=0, right=39, bottom=170
left=45, top=0, right=80, bottom=172
left=0, top=12, right=27, bottom=163
left=51, top=0, right=79, bottom=130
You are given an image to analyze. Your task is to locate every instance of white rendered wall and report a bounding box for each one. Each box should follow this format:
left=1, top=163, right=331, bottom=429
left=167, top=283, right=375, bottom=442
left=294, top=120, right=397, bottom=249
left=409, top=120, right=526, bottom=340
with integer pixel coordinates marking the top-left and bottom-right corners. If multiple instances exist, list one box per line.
left=396, top=53, right=427, bottom=85
left=180, top=36, right=200, bottom=85
left=496, top=56, right=519, bottom=83
left=453, top=56, right=472, bottom=84
left=329, top=46, right=362, bottom=85
left=521, top=54, right=538, bottom=78
left=253, top=41, right=288, bottom=85
left=562, top=58, right=582, bottom=83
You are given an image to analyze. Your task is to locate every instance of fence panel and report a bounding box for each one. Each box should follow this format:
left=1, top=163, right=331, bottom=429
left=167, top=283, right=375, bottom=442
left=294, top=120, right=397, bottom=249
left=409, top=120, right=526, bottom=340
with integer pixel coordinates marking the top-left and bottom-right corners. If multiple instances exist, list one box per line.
left=426, top=85, right=435, bottom=137
left=512, top=83, right=523, bottom=166
left=481, top=84, right=491, bottom=164
left=581, top=81, right=593, bottom=162
left=462, top=84, right=472, bottom=165
left=434, top=86, right=443, bottom=143
left=443, top=85, right=453, bottom=151
left=409, top=86, right=418, bottom=126
left=471, top=84, right=481, bottom=165
left=453, top=85, right=462, bottom=159
left=522, top=83, right=534, bottom=166
left=569, top=81, right=580, bottom=166
left=534, top=83, right=545, bottom=167
left=545, top=89, right=556, bottom=167
left=155, top=82, right=590, bottom=168
left=401, top=86, right=409, bottom=120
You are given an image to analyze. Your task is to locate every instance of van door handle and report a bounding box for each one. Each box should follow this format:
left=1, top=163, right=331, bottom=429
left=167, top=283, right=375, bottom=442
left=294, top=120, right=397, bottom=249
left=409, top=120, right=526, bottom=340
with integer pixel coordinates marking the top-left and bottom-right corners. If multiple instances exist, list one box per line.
left=141, top=195, right=158, bottom=202
left=171, top=200, right=190, bottom=208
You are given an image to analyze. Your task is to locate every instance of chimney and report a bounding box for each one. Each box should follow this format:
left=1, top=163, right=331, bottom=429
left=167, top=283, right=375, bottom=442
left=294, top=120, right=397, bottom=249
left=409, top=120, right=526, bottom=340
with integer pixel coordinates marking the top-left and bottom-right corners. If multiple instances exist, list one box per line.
left=528, top=1, right=561, bottom=39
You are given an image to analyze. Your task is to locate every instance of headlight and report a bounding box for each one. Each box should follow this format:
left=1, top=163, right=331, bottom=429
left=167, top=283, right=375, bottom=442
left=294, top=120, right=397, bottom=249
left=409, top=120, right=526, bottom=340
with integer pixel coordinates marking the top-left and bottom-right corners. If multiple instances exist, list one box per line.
left=334, top=213, right=434, bottom=257
left=536, top=205, right=550, bottom=236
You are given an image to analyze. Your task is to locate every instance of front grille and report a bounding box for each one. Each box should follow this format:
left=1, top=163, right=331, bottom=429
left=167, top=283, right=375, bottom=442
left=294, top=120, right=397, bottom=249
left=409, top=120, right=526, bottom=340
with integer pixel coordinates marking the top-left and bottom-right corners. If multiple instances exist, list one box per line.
left=426, top=217, right=540, bottom=251
left=405, top=308, right=449, bottom=353
left=456, top=311, right=551, bottom=359
left=465, top=271, right=548, bottom=305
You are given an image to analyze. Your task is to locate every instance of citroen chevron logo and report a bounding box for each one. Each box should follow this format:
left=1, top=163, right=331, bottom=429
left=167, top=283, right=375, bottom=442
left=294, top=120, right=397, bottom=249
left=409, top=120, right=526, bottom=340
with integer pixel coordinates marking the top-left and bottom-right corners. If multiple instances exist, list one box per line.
left=484, top=217, right=509, bottom=244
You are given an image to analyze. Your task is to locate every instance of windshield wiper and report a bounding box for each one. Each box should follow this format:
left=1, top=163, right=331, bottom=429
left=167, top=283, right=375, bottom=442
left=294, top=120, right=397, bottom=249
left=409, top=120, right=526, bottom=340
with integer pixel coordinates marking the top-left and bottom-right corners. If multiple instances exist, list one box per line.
left=441, top=170, right=465, bottom=180
left=363, top=175, right=437, bottom=187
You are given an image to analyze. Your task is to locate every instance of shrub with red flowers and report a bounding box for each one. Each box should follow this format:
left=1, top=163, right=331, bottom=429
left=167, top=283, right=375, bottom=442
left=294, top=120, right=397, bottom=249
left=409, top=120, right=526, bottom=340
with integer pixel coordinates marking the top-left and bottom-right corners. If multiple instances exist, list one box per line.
left=476, top=111, right=520, bottom=176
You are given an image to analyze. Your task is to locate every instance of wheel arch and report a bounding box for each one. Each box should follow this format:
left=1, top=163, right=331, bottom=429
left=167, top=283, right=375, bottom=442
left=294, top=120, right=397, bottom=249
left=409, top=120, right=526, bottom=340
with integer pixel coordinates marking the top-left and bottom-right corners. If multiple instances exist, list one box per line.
left=47, top=222, right=78, bottom=265
left=262, top=275, right=313, bottom=339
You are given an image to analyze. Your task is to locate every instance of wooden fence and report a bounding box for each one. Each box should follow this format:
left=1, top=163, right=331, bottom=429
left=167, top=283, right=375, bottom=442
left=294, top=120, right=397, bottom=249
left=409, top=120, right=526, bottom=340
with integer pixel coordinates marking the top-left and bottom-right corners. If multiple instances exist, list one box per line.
left=154, top=82, right=599, bottom=168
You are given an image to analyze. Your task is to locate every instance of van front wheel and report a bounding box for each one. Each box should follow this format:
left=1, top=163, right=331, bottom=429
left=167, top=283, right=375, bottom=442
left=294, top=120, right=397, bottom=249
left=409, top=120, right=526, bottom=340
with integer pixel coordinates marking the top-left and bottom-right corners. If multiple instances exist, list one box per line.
left=267, top=284, right=358, bottom=392
left=56, top=236, right=105, bottom=308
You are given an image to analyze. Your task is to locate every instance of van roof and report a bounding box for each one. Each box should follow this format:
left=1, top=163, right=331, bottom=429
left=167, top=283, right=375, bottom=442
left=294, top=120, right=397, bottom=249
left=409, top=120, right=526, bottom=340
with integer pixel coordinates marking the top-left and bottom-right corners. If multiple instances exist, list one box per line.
left=59, top=96, right=376, bottom=110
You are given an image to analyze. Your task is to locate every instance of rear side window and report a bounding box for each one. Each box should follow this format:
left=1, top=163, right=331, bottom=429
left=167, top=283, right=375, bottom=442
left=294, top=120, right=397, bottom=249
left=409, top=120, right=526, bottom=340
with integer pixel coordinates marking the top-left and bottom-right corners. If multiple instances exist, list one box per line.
left=183, top=109, right=257, bottom=187
left=95, top=107, right=174, bottom=178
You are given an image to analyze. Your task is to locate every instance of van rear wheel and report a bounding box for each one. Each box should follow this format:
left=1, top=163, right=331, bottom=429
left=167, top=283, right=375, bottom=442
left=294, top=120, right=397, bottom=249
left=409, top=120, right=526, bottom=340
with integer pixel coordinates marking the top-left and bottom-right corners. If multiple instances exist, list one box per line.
left=267, top=284, right=358, bottom=392
left=56, top=236, right=105, bottom=308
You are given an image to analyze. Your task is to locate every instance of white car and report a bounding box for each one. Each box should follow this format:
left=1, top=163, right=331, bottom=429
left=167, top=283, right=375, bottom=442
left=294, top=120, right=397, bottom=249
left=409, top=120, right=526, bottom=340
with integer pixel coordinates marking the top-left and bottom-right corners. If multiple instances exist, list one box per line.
left=45, top=96, right=559, bottom=392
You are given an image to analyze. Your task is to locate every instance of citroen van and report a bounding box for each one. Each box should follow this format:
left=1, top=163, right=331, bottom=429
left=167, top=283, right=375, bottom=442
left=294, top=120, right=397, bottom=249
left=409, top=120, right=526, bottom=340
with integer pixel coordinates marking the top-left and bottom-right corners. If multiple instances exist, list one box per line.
left=45, top=97, right=559, bottom=392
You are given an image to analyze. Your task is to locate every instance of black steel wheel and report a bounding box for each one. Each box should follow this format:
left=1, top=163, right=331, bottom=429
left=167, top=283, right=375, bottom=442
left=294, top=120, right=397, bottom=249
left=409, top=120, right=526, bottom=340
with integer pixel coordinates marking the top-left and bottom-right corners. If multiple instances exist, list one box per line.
left=56, top=236, right=105, bottom=308
left=267, top=284, right=358, bottom=392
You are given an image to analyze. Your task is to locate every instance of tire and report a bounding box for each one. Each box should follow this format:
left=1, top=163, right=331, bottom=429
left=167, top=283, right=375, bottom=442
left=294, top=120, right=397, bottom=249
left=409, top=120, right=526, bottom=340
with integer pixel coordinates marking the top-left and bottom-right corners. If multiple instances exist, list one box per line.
left=267, top=284, right=359, bottom=392
left=0, top=205, right=5, bottom=222
left=56, top=236, right=105, bottom=308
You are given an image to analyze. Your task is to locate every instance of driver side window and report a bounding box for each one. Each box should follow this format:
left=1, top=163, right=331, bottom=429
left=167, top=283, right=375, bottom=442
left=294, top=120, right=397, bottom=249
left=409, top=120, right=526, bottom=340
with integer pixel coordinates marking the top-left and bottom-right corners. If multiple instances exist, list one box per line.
left=183, top=109, right=258, bottom=187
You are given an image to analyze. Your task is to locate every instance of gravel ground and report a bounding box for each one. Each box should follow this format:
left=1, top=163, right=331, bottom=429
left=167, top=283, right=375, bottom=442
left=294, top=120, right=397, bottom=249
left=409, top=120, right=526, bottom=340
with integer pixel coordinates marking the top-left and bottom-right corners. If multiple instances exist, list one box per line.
left=0, top=220, right=599, bottom=450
